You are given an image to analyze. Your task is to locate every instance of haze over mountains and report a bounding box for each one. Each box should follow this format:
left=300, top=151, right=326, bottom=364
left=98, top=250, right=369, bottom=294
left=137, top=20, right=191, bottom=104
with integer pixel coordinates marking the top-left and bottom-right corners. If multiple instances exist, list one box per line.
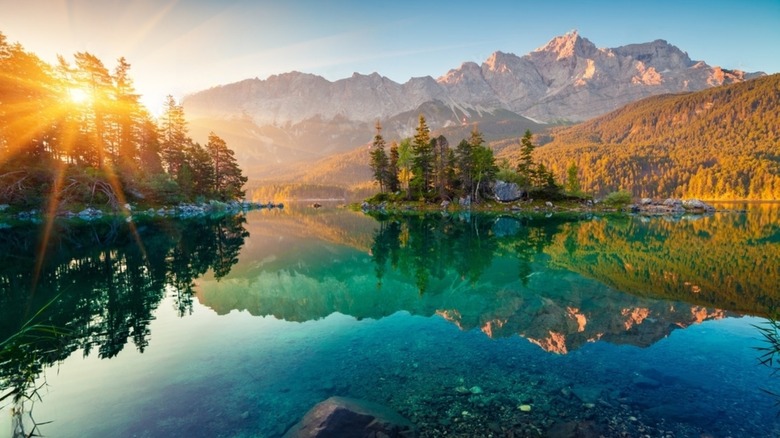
left=182, top=31, right=765, bottom=189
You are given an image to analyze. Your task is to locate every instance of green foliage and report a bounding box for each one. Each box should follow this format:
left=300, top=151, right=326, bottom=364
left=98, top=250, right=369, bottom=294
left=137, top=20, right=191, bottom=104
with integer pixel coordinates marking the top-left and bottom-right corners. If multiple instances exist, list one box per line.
left=516, top=129, right=535, bottom=184
left=411, top=115, right=434, bottom=198
left=565, top=162, right=582, bottom=195
left=207, top=131, right=247, bottom=201
left=369, top=121, right=390, bottom=193
left=754, top=317, right=780, bottom=376
left=496, top=159, right=524, bottom=185
left=471, top=137, right=498, bottom=202
left=602, top=190, right=633, bottom=207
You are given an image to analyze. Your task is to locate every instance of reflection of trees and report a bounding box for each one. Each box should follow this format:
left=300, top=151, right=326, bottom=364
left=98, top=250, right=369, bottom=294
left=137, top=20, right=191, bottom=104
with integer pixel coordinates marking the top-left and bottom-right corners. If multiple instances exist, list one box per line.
left=370, top=214, right=498, bottom=294
left=370, top=213, right=578, bottom=293
left=0, top=214, right=248, bottom=406
left=546, top=208, right=780, bottom=316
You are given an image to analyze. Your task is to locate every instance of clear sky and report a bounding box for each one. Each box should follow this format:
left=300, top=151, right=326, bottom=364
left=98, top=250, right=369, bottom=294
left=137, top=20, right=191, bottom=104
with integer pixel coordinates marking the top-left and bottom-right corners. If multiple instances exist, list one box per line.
left=2, top=0, right=778, bottom=113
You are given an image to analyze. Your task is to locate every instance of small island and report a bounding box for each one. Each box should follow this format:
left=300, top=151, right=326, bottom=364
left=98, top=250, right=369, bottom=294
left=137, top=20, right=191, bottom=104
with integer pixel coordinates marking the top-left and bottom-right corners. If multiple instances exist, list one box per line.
left=360, top=116, right=716, bottom=215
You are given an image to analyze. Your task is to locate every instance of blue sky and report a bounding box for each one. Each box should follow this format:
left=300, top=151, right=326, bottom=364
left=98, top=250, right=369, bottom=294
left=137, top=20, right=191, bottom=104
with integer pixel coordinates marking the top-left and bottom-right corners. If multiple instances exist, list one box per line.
left=1, top=0, right=778, bottom=113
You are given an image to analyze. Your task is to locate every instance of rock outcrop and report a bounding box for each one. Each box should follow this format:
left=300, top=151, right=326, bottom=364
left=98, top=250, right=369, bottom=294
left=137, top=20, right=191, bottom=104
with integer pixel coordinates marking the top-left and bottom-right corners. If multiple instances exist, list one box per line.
left=493, top=180, right=525, bottom=202
left=283, top=396, right=416, bottom=438
left=633, top=198, right=715, bottom=214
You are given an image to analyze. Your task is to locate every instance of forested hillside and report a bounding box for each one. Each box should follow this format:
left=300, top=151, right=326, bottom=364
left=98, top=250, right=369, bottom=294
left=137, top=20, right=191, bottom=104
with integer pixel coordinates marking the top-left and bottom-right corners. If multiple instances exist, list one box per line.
left=501, top=74, right=780, bottom=200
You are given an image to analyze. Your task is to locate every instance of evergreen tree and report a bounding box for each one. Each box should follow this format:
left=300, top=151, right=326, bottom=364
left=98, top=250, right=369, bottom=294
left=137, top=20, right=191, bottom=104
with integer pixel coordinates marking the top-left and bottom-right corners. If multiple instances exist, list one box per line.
left=159, top=95, right=188, bottom=179
left=387, top=141, right=400, bottom=193
left=517, top=129, right=535, bottom=185
left=565, top=162, right=581, bottom=195
left=73, top=52, right=114, bottom=168
left=187, top=142, right=215, bottom=199
left=432, top=134, right=451, bottom=199
left=410, top=114, right=433, bottom=198
left=112, top=57, right=143, bottom=179
left=206, top=131, right=247, bottom=201
left=397, top=138, right=414, bottom=199
left=454, top=139, right=474, bottom=199
left=369, top=121, right=389, bottom=193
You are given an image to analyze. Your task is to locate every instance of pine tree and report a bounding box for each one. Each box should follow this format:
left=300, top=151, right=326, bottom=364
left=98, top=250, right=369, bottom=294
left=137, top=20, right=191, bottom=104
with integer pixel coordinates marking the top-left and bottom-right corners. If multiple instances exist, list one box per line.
left=411, top=114, right=433, bottom=198
left=187, top=142, right=215, bottom=200
left=112, top=57, right=143, bottom=179
left=159, top=95, right=189, bottom=179
left=517, top=129, right=535, bottom=186
left=397, top=138, right=414, bottom=199
left=432, top=134, right=450, bottom=199
left=387, top=141, right=400, bottom=193
left=565, top=162, right=581, bottom=195
left=454, top=139, right=474, bottom=199
left=206, top=131, right=247, bottom=201
left=369, top=121, right=389, bottom=193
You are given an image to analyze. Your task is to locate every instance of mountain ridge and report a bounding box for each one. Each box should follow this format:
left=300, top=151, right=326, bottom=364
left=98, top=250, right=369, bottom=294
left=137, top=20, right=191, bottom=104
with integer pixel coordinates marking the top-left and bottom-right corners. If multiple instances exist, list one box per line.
left=185, top=30, right=761, bottom=126
left=182, top=31, right=765, bottom=184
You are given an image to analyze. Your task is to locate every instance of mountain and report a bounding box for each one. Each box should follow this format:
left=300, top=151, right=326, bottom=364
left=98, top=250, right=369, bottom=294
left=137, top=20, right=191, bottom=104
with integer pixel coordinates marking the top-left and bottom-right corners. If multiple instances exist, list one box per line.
left=183, top=31, right=762, bottom=184
left=504, top=73, right=780, bottom=200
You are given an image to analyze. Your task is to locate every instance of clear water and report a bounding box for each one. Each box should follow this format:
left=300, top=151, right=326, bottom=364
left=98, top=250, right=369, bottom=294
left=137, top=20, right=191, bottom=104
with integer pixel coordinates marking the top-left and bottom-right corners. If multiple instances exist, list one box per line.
left=1, top=204, right=779, bottom=437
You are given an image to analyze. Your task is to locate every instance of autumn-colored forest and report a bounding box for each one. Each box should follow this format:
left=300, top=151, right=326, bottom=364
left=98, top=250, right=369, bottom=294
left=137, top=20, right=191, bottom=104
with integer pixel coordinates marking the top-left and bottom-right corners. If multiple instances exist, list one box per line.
left=499, top=74, right=780, bottom=200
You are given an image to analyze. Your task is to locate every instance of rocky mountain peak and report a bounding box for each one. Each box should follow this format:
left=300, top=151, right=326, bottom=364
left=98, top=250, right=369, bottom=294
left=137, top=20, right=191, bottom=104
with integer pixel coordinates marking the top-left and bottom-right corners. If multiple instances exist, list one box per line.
left=534, top=29, right=597, bottom=59
left=613, top=39, right=693, bottom=70
left=483, top=51, right=516, bottom=73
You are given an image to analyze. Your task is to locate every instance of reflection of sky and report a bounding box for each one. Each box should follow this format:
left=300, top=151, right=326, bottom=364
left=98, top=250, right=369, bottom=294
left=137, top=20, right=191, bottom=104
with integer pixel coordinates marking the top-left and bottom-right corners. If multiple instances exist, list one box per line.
left=1, top=0, right=778, bottom=112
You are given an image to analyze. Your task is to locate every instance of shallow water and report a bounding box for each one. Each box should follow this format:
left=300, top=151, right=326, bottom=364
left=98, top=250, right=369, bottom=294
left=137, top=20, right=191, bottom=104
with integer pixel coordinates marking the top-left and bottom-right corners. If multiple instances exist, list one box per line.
left=1, top=205, right=779, bottom=437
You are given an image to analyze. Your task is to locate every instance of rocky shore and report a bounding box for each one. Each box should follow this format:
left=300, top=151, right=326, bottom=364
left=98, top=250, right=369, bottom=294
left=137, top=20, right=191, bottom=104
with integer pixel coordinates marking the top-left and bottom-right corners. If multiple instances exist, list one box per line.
left=360, top=196, right=719, bottom=216
left=0, top=200, right=283, bottom=225
left=629, top=198, right=716, bottom=214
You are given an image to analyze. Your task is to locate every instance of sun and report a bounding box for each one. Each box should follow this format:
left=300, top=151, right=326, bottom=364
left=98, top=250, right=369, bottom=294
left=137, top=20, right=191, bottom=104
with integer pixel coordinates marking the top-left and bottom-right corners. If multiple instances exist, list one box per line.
left=68, top=87, right=91, bottom=104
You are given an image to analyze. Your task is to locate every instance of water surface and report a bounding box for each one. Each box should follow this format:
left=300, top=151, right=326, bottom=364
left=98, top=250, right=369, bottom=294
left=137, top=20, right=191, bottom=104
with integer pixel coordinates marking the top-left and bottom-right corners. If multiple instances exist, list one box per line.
left=1, top=205, right=779, bottom=437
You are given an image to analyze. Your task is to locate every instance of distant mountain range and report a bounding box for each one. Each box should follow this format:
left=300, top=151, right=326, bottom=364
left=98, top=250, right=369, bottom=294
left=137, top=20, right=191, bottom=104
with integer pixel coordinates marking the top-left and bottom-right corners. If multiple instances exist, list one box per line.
left=183, top=31, right=763, bottom=182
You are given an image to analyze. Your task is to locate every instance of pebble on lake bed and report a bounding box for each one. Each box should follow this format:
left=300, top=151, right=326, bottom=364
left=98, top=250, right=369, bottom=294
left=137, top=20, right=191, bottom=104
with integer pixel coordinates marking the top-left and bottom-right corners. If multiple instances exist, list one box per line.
left=518, top=404, right=532, bottom=412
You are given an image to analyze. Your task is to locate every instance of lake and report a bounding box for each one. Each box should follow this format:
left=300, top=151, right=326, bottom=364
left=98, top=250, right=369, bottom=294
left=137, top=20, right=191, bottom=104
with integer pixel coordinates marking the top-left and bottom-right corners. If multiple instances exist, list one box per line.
left=1, top=204, right=779, bottom=437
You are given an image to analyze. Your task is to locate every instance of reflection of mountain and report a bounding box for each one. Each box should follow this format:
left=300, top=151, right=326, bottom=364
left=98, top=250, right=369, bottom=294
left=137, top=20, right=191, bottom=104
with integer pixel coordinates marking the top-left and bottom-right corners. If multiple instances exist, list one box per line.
left=194, top=211, right=767, bottom=353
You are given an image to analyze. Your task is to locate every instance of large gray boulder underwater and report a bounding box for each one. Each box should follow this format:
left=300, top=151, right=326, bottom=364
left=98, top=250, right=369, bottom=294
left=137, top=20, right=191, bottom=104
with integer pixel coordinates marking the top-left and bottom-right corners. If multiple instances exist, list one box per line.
left=283, top=396, right=416, bottom=438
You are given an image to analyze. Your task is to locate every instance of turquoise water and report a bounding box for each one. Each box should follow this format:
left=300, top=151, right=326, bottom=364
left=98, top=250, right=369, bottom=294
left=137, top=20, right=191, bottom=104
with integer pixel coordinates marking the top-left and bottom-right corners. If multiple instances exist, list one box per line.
left=1, top=205, right=779, bottom=437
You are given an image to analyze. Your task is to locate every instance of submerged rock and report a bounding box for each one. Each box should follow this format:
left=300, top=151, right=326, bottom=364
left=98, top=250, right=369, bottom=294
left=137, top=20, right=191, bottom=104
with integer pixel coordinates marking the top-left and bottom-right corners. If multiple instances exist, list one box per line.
left=283, top=396, right=416, bottom=438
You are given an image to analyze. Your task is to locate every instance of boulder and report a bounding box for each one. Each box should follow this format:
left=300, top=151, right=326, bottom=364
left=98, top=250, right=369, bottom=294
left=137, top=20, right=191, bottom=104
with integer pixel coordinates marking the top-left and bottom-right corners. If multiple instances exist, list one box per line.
left=493, top=180, right=524, bottom=202
left=682, top=198, right=715, bottom=212
left=640, top=198, right=653, bottom=205
left=284, top=396, right=416, bottom=438
left=661, top=198, right=684, bottom=212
